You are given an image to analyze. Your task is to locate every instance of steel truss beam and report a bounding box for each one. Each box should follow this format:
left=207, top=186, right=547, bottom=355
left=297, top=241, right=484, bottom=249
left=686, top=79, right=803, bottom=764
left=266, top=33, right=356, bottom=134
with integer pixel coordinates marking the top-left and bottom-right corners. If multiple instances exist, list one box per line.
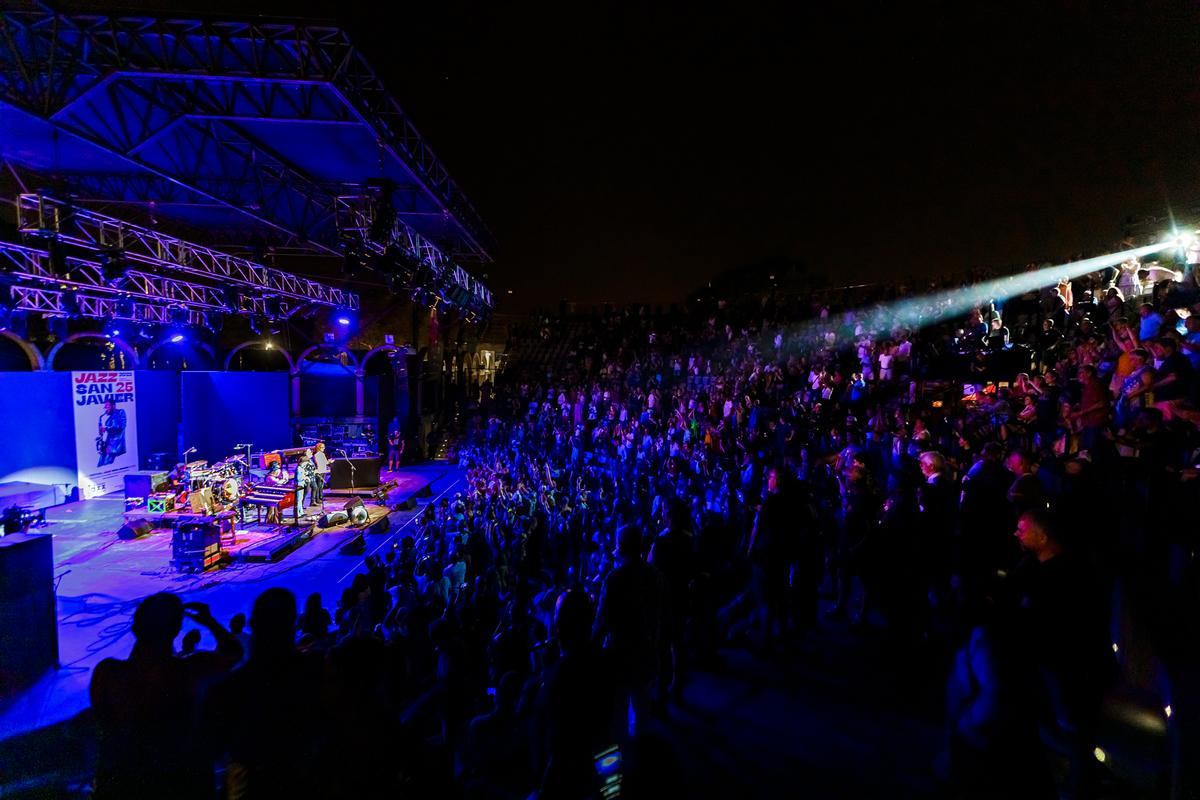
left=10, top=284, right=207, bottom=326
left=0, top=239, right=301, bottom=321
left=335, top=195, right=493, bottom=311
left=0, top=9, right=494, bottom=261
left=17, top=193, right=358, bottom=309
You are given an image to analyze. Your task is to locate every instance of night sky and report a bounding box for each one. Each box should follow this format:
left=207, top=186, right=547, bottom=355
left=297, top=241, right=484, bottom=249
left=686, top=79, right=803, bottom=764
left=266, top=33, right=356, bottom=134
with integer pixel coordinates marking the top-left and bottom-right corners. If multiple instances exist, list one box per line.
left=69, top=1, right=1200, bottom=309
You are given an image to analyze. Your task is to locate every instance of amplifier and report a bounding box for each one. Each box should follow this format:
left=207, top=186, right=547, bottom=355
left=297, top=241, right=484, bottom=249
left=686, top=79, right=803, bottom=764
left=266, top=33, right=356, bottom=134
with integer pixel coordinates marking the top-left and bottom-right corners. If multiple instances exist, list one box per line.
left=147, top=493, right=176, bottom=514
left=172, top=522, right=221, bottom=572
left=126, top=471, right=169, bottom=500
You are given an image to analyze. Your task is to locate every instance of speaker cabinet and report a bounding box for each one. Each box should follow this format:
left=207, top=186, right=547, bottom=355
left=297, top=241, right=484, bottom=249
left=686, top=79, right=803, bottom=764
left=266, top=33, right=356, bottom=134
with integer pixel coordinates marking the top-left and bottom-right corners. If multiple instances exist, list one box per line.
left=117, top=519, right=154, bottom=540
left=0, top=534, right=58, bottom=698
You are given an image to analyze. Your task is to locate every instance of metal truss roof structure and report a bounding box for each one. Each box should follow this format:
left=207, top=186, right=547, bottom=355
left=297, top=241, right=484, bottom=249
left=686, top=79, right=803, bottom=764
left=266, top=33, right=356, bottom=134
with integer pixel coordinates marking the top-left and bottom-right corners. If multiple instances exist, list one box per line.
left=17, top=193, right=358, bottom=309
left=0, top=5, right=494, bottom=316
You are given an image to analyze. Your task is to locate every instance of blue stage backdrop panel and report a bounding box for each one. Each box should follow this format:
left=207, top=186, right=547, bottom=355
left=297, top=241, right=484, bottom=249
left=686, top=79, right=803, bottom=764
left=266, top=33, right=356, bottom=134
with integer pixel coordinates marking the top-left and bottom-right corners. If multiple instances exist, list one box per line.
left=135, top=371, right=180, bottom=469
left=181, top=372, right=291, bottom=463
left=299, top=361, right=358, bottom=418
left=0, top=372, right=76, bottom=489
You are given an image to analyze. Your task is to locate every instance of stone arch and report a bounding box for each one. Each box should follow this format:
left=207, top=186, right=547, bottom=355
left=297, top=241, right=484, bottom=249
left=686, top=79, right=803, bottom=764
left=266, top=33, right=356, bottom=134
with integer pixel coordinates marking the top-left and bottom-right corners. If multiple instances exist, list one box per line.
left=46, top=332, right=139, bottom=370
left=0, top=330, right=46, bottom=370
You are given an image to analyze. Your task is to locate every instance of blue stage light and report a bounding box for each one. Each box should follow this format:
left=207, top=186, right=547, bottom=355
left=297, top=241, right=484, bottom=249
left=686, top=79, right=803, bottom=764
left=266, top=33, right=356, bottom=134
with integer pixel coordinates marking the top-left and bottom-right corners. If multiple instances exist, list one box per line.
left=170, top=334, right=184, bottom=343
left=336, top=316, right=351, bottom=325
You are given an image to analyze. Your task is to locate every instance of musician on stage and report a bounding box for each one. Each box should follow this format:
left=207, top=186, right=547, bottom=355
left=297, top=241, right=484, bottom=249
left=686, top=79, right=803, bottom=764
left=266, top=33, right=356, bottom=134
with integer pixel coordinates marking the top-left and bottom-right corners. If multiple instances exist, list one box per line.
left=264, top=461, right=290, bottom=524
left=166, top=463, right=188, bottom=490
left=313, top=442, right=330, bottom=505
left=294, top=452, right=318, bottom=523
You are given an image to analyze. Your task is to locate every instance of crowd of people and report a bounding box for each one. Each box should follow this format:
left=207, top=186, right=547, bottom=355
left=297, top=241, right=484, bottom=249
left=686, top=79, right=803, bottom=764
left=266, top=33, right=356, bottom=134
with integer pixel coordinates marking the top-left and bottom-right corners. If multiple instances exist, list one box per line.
left=88, top=252, right=1200, bottom=798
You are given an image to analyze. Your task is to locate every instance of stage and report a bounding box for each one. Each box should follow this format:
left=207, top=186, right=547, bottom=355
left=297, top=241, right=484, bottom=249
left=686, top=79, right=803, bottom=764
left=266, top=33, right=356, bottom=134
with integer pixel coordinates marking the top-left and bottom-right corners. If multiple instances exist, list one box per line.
left=0, top=463, right=465, bottom=742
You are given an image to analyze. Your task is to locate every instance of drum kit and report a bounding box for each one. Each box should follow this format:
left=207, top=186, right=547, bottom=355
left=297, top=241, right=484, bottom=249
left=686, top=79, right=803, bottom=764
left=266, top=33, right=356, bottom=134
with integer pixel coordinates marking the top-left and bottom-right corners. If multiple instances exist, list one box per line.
left=187, top=455, right=249, bottom=503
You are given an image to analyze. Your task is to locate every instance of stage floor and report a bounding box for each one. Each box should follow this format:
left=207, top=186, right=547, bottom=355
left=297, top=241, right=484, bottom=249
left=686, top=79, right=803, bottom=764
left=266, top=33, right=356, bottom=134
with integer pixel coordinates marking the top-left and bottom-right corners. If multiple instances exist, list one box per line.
left=0, top=463, right=466, bottom=742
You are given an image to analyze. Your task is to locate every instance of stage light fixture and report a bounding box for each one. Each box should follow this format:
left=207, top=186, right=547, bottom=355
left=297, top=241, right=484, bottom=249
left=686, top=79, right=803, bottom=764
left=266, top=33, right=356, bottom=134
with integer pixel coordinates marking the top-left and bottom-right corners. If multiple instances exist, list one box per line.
left=60, top=289, right=80, bottom=318
left=222, top=287, right=243, bottom=314
left=46, top=238, right=70, bottom=277
left=98, top=251, right=131, bottom=287
left=169, top=333, right=185, bottom=343
left=342, top=251, right=362, bottom=276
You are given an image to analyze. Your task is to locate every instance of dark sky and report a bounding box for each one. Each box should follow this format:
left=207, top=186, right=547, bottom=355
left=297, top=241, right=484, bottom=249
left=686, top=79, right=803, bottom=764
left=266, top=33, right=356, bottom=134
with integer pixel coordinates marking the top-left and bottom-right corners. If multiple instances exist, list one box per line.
left=67, top=1, right=1200, bottom=309
left=354, top=1, right=1200, bottom=310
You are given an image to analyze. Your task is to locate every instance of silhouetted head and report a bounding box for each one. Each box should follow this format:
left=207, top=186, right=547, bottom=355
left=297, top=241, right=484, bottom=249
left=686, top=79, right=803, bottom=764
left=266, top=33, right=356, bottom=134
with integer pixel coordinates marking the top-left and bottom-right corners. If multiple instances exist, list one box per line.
left=250, top=587, right=297, bottom=657
left=131, top=592, right=184, bottom=648
left=555, top=588, right=594, bottom=655
left=614, top=523, right=643, bottom=562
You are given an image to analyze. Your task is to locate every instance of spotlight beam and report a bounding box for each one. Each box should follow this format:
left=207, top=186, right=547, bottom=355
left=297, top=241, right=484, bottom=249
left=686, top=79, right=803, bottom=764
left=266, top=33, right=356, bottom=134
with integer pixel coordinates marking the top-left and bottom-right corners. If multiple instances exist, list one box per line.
left=863, top=242, right=1176, bottom=332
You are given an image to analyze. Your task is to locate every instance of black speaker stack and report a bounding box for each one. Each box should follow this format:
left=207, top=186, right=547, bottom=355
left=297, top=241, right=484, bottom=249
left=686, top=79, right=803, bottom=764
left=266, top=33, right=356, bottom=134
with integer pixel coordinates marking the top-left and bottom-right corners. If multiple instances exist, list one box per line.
left=0, top=533, right=58, bottom=699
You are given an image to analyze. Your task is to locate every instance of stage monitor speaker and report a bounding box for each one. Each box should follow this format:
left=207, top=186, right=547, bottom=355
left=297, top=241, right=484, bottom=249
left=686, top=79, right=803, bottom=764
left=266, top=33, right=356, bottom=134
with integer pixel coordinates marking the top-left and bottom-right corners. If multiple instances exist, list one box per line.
left=118, top=519, right=154, bottom=540
left=339, top=534, right=365, bottom=555
left=415, top=485, right=433, bottom=498
left=394, top=497, right=417, bottom=511
left=319, top=510, right=350, bottom=528
left=0, top=534, right=58, bottom=699
left=343, top=497, right=365, bottom=512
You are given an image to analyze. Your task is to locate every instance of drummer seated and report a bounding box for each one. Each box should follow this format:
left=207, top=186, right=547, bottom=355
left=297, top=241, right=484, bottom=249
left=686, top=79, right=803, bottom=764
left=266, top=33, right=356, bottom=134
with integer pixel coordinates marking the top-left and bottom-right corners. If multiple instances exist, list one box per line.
left=165, top=463, right=187, bottom=491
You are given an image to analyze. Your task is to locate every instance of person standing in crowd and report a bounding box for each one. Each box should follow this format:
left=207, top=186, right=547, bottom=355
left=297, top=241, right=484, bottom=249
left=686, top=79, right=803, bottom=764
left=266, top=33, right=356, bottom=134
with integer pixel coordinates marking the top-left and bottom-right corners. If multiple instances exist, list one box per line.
left=206, top=588, right=323, bottom=799
left=593, top=524, right=667, bottom=735
left=1009, top=509, right=1114, bottom=800
left=90, top=594, right=241, bottom=799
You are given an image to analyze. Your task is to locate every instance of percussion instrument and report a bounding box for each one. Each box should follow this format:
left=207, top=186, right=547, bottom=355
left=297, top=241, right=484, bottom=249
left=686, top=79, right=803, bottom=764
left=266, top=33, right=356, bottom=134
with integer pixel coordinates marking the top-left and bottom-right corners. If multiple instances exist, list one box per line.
left=219, top=478, right=241, bottom=502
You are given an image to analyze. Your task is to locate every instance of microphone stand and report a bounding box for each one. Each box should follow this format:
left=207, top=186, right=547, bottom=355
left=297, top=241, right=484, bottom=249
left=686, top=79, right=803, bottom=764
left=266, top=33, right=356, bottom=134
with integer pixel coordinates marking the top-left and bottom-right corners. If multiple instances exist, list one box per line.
left=339, top=449, right=356, bottom=495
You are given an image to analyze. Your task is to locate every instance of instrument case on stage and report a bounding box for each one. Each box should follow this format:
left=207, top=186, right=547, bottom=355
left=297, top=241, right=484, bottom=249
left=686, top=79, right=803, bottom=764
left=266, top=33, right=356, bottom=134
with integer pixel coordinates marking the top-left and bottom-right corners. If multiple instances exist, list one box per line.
left=147, top=493, right=176, bottom=514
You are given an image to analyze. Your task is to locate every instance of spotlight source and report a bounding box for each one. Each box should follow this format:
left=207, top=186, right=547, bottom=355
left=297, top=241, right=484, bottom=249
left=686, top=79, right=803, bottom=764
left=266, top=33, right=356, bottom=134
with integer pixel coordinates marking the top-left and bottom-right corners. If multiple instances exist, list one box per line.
left=169, top=333, right=184, bottom=343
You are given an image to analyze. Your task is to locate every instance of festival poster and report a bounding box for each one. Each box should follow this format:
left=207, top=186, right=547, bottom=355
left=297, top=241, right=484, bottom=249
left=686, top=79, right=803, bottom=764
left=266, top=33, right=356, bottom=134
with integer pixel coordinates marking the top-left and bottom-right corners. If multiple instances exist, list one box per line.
left=72, top=371, right=139, bottom=499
